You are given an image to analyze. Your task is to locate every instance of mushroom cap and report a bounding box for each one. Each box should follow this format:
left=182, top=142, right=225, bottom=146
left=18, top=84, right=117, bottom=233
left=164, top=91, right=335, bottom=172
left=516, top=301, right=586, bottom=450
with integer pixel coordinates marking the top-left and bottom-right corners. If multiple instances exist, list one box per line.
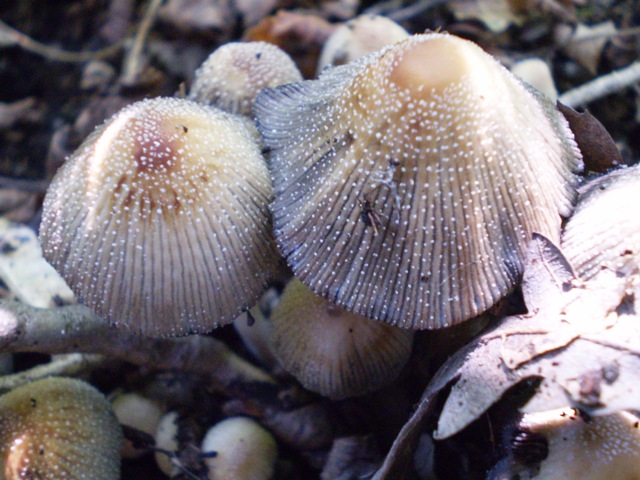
left=562, top=165, right=640, bottom=281
left=0, top=377, right=122, bottom=480
left=40, top=97, right=280, bottom=336
left=188, top=41, right=303, bottom=116
left=271, top=278, right=414, bottom=399
left=154, top=411, right=180, bottom=477
left=510, top=408, right=640, bottom=480
left=316, top=14, right=409, bottom=73
left=111, top=392, right=163, bottom=458
left=255, top=32, right=582, bottom=329
left=200, top=416, right=278, bottom=480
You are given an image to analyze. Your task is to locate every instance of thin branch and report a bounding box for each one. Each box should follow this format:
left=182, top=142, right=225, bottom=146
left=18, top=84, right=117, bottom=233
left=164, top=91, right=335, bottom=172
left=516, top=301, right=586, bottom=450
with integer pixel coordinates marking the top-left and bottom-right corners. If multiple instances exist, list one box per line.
left=559, top=61, right=640, bottom=108
left=0, top=19, right=122, bottom=63
left=120, top=0, right=164, bottom=86
left=0, top=300, right=276, bottom=393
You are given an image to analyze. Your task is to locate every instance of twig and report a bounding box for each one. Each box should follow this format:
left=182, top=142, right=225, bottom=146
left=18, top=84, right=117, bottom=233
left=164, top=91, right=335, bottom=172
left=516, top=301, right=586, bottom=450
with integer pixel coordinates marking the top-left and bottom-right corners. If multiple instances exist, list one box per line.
left=0, top=300, right=276, bottom=393
left=0, top=353, right=107, bottom=393
left=0, top=19, right=122, bottom=63
left=559, top=61, right=640, bottom=108
left=120, top=0, right=164, bottom=86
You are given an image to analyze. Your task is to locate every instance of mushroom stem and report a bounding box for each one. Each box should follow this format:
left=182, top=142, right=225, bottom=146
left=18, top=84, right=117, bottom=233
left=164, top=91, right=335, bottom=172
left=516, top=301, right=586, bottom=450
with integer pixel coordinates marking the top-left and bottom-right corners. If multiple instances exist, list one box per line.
left=0, top=300, right=275, bottom=392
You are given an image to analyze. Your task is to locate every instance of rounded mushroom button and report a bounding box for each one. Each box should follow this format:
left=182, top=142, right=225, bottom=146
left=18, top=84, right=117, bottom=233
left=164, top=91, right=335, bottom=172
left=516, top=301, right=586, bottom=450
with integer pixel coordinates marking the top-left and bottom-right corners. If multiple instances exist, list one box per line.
left=200, top=416, right=278, bottom=480
left=255, top=32, right=583, bottom=330
left=271, top=278, right=414, bottom=399
left=0, top=377, right=122, bottom=480
left=40, top=97, right=280, bottom=336
left=188, top=41, right=303, bottom=116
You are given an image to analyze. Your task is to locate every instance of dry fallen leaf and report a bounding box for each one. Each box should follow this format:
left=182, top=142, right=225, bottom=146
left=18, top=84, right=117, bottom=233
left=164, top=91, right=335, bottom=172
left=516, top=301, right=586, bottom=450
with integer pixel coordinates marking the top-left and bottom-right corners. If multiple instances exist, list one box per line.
left=374, top=232, right=640, bottom=478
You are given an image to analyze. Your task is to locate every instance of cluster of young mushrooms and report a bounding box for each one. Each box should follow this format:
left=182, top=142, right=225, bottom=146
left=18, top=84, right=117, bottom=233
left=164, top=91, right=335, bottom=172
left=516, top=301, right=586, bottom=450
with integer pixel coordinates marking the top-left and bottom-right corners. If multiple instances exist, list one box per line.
left=4, top=12, right=633, bottom=480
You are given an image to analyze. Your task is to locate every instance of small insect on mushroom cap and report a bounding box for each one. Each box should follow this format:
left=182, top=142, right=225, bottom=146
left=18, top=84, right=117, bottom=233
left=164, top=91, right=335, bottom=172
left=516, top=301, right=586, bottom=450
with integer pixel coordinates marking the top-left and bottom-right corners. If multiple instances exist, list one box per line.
left=271, top=278, right=414, bottom=399
left=188, top=41, right=303, bottom=116
left=255, top=32, right=583, bottom=330
left=0, top=377, right=122, bottom=480
left=40, top=97, right=280, bottom=336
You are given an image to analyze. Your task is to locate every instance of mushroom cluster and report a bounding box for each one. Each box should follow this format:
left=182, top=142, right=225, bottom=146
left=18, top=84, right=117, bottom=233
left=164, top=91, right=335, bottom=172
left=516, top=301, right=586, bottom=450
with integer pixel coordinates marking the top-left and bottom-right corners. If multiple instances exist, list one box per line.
left=255, top=32, right=583, bottom=329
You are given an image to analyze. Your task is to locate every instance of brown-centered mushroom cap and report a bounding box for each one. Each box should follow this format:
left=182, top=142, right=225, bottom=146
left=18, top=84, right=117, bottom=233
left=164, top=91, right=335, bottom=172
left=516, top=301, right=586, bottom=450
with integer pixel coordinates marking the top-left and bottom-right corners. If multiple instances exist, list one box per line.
left=188, top=41, right=303, bottom=116
left=255, top=32, right=582, bottom=329
left=271, top=278, right=414, bottom=399
left=0, top=377, right=122, bottom=480
left=40, top=97, right=279, bottom=336
left=562, top=164, right=640, bottom=281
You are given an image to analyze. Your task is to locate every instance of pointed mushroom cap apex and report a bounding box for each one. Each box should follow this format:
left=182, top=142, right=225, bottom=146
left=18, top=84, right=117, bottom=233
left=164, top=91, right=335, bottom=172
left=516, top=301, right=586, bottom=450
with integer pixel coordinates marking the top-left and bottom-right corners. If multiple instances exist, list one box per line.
left=0, top=377, right=122, bottom=480
left=255, top=32, right=583, bottom=330
left=271, top=278, right=414, bottom=399
left=40, top=97, right=279, bottom=336
left=189, top=41, right=303, bottom=116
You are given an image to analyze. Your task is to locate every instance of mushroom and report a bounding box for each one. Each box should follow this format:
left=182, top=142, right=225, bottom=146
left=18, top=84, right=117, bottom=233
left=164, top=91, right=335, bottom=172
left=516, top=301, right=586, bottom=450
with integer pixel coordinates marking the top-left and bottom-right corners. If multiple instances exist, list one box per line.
left=490, top=408, right=640, bottom=480
left=0, top=376, right=122, bottom=480
left=200, top=416, right=278, bottom=480
left=40, top=97, right=280, bottom=336
left=271, top=278, right=414, bottom=399
left=255, top=32, right=583, bottom=330
left=154, top=411, right=180, bottom=477
left=316, top=15, right=409, bottom=73
left=188, top=41, right=303, bottom=116
left=562, top=164, right=640, bottom=281
left=111, top=391, right=164, bottom=458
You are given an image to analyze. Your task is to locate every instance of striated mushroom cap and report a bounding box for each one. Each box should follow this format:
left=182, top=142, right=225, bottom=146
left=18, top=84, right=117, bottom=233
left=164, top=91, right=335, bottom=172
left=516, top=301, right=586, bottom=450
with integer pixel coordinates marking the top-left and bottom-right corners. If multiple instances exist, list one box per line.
left=40, top=97, right=279, bottom=336
left=317, top=14, right=409, bottom=73
left=271, top=278, right=414, bottom=399
left=0, top=377, right=122, bottom=480
left=562, top=164, right=640, bottom=281
left=188, top=41, right=303, bottom=116
left=255, top=32, right=582, bottom=329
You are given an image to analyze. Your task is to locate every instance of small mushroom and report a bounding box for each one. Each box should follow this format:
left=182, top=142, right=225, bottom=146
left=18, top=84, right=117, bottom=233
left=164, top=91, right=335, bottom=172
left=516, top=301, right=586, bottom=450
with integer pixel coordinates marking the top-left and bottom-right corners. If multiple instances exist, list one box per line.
left=111, top=392, right=164, bottom=458
left=188, top=42, right=303, bottom=116
left=490, top=408, right=640, bottom=480
left=200, top=416, right=278, bottom=480
left=562, top=164, right=640, bottom=281
left=255, top=32, right=582, bottom=329
left=0, top=376, right=122, bottom=480
left=154, top=411, right=180, bottom=477
left=271, top=278, right=414, bottom=399
left=316, top=15, right=409, bottom=73
left=40, top=97, right=280, bottom=336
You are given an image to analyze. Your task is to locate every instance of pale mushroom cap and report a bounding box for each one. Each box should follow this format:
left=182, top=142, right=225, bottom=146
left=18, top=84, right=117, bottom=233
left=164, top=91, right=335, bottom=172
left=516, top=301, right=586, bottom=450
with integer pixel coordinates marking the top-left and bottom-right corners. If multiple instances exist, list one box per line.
left=518, top=408, right=640, bottom=480
left=201, top=416, right=278, bottom=480
left=154, top=411, right=179, bottom=477
left=40, top=97, right=279, bottom=336
left=316, top=15, right=409, bottom=72
left=562, top=165, right=640, bottom=281
left=255, top=32, right=582, bottom=329
left=189, top=42, right=303, bottom=116
left=0, top=377, right=122, bottom=480
left=271, top=278, right=414, bottom=399
left=111, top=392, right=163, bottom=458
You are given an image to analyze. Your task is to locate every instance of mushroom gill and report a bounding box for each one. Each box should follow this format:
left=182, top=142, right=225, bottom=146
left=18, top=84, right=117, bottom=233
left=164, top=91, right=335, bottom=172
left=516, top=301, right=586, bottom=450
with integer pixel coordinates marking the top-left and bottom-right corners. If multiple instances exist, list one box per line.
left=40, top=97, right=279, bottom=336
left=255, top=32, right=583, bottom=329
